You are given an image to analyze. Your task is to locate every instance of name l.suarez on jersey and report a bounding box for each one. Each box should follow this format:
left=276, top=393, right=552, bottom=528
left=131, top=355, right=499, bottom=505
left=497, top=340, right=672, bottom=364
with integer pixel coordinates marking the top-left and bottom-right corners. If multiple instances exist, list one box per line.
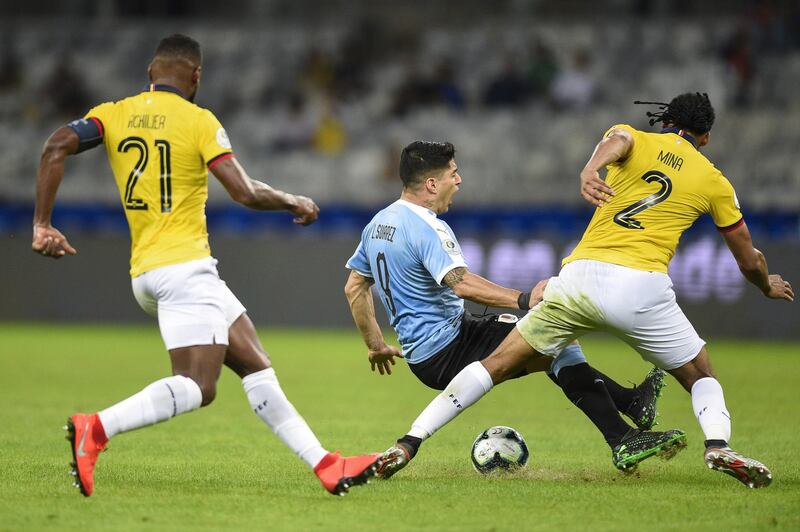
left=371, top=224, right=396, bottom=242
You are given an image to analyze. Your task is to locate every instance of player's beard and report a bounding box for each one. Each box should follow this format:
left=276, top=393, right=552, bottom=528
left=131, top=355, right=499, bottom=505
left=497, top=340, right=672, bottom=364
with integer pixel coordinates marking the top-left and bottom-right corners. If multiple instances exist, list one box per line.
left=188, top=84, right=198, bottom=103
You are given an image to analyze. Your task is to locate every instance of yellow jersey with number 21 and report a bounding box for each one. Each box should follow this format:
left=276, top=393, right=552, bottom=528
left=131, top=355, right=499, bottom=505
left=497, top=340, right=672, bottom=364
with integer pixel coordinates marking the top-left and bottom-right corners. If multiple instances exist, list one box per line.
left=564, top=124, right=743, bottom=273
left=84, top=84, right=233, bottom=277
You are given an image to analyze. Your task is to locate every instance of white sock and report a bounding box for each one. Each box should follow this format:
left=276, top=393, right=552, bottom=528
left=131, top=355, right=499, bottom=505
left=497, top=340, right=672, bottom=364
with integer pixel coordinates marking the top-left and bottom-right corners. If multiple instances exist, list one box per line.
left=98, top=375, right=202, bottom=439
left=408, top=361, right=494, bottom=439
left=242, top=368, right=328, bottom=469
left=691, top=377, right=731, bottom=443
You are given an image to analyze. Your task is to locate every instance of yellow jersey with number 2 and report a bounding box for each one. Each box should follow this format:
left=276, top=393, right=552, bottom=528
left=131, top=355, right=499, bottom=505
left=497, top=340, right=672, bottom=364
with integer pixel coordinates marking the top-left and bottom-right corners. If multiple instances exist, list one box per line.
left=563, top=124, right=743, bottom=273
left=84, top=84, right=233, bottom=277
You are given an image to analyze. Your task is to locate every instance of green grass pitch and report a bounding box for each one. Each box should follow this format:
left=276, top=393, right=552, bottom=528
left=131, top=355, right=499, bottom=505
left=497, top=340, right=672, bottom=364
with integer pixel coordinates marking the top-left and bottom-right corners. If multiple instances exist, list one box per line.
left=1, top=324, right=798, bottom=531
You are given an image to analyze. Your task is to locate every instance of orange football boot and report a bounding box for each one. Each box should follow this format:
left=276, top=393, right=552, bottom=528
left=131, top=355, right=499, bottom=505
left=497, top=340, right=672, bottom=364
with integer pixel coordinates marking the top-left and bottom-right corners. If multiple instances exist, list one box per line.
left=65, top=413, right=108, bottom=497
left=313, top=451, right=384, bottom=496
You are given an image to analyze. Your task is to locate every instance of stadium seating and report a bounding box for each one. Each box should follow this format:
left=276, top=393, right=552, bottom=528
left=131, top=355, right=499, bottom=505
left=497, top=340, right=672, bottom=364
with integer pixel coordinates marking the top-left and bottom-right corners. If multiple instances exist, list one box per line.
left=3, top=19, right=799, bottom=208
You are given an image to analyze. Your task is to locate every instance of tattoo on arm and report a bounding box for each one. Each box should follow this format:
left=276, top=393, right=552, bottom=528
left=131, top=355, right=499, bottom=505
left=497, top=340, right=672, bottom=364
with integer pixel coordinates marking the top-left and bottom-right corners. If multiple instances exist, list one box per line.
left=442, top=267, right=467, bottom=288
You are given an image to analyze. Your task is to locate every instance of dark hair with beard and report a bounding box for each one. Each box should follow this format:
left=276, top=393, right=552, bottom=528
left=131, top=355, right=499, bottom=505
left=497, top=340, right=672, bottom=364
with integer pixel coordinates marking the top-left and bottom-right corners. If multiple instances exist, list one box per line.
left=399, top=141, right=455, bottom=188
left=634, top=92, right=716, bottom=134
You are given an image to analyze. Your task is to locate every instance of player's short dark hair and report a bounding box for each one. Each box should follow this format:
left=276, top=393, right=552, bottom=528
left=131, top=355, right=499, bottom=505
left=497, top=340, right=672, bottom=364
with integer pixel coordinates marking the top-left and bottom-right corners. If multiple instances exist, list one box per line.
left=635, top=92, right=716, bottom=134
left=399, top=141, right=456, bottom=188
left=154, top=34, right=202, bottom=64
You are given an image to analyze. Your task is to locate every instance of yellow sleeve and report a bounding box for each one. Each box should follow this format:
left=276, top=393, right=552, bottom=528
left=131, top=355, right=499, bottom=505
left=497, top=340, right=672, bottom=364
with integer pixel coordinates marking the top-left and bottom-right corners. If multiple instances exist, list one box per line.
left=197, top=109, right=233, bottom=168
left=709, top=174, right=744, bottom=231
left=83, top=102, right=113, bottom=128
left=603, top=123, right=641, bottom=167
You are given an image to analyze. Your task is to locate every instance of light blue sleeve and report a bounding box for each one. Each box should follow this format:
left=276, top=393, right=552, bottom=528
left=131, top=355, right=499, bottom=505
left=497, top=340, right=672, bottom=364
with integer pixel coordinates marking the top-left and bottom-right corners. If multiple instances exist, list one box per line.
left=416, top=223, right=467, bottom=285
left=346, top=239, right=373, bottom=277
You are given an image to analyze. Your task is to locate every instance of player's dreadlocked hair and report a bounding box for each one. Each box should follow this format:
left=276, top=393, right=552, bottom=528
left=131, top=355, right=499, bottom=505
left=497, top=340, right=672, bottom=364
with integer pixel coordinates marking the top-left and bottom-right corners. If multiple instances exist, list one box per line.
left=154, top=34, right=202, bottom=65
left=399, top=141, right=456, bottom=188
left=634, top=92, right=716, bottom=135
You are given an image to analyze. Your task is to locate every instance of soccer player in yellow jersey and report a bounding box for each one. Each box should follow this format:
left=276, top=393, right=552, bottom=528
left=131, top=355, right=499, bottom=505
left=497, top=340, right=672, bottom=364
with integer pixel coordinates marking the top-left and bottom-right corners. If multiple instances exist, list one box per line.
left=32, top=34, right=384, bottom=497
left=382, top=93, right=792, bottom=489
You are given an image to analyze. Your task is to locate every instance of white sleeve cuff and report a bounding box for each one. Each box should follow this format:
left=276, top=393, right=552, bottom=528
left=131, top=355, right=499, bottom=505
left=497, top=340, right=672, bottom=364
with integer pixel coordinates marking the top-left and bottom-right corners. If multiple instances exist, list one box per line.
left=346, top=265, right=373, bottom=278
left=434, top=261, right=467, bottom=286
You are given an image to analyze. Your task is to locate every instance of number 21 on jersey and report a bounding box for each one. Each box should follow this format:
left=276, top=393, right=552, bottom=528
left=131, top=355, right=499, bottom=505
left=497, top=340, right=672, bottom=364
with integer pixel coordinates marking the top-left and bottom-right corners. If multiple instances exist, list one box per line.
left=118, top=136, right=173, bottom=213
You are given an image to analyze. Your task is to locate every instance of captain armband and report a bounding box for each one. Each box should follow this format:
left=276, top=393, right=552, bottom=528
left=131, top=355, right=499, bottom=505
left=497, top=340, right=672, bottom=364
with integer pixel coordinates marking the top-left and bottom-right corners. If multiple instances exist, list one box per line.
left=66, top=117, right=104, bottom=153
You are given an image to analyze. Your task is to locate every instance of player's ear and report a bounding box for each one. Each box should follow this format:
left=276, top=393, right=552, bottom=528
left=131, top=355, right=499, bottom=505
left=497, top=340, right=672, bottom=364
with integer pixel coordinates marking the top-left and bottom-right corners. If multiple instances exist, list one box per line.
left=425, top=176, right=438, bottom=194
left=192, top=65, right=202, bottom=85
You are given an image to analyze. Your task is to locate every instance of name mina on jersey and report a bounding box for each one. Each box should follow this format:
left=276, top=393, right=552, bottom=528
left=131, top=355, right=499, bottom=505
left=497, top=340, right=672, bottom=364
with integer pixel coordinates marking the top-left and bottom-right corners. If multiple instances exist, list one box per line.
left=67, top=84, right=233, bottom=277
left=564, top=123, right=743, bottom=273
left=347, top=199, right=467, bottom=364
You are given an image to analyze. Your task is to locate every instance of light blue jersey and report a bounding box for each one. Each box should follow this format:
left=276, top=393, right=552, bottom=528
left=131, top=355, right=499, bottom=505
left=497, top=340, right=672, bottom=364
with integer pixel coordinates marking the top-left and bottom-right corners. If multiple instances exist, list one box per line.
left=347, top=199, right=467, bottom=364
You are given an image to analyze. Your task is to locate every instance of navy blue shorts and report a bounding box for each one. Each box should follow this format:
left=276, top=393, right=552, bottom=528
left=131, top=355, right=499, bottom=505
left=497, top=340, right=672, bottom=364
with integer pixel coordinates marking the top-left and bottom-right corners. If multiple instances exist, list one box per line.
left=409, top=313, right=522, bottom=390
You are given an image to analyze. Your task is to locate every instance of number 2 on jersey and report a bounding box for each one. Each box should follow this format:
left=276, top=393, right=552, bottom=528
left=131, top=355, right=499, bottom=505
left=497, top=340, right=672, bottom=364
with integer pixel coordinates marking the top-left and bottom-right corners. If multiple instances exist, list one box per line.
left=613, top=170, right=672, bottom=230
left=118, top=136, right=173, bottom=213
left=375, top=252, right=397, bottom=316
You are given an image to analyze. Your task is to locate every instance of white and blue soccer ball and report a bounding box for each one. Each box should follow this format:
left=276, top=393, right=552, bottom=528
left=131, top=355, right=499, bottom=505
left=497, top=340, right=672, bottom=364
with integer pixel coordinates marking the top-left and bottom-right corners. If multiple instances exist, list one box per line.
left=471, top=426, right=529, bottom=474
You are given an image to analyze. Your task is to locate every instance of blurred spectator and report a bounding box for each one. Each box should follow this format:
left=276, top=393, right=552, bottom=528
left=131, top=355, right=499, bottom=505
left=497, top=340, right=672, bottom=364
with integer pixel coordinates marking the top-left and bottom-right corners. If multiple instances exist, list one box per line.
left=271, top=92, right=317, bottom=153
left=482, top=58, right=530, bottom=108
left=301, top=47, right=335, bottom=93
left=721, top=25, right=755, bottom=108
left=527, top=40, right=559, bottom=97
left=312, top=98, right=347, bottom=156
left=432, top=61, right=466, bottom=111
left=749, top=1, right=788, bottom=54
left=0, top=37, right=23, bottom=93
left=331, top=20, right=380, bottom=101
left=391, top=60, right=465, bottom=116
left=550, top=48, right=596, bottom=111
left=40, top=55, right=92, bottom=119
left=391, top=64, right=439, bottom=117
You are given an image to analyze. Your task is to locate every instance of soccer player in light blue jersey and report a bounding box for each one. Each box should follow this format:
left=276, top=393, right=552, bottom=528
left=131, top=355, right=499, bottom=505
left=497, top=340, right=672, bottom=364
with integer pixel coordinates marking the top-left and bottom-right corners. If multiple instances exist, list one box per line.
left=344, top=141, right=686, bottom=476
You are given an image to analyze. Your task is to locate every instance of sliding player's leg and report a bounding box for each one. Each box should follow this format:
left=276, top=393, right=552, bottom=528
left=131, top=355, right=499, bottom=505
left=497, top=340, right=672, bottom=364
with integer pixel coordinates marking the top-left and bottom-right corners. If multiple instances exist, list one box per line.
left=224, top=313, right=383, bottom=495
left=381, top=325, right=672, bottom=478
left=668, top=348, right=772, bottom=488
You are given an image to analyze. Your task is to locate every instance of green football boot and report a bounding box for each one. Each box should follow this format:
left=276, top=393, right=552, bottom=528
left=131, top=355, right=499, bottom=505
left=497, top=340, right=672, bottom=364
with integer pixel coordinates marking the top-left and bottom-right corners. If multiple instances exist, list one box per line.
left=612, top=428, right=687, bottom=471
left=624, top=367, right=667, bottom=430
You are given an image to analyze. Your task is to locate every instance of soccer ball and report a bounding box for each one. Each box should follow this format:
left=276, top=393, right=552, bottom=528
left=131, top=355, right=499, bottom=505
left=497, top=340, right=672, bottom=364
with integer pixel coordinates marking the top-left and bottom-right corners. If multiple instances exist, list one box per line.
left=471, top=425, right=529, bottom=474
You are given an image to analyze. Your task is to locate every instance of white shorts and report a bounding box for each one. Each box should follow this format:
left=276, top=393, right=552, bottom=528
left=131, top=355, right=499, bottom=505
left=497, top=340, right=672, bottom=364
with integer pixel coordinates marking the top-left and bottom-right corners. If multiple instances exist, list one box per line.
left=516, top=259, right=705, bottom=370
left=131, top=257, right=246, bottom=350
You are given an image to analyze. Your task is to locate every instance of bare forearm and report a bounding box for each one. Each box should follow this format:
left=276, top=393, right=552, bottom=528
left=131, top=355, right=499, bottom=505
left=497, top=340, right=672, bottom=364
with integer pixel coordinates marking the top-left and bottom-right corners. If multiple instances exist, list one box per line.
left=34, top=129, right=77, bottom=226
left=244, top=179, right=298, bottom=211
left=345, top=278, right=385, bottom=350
left=34, top=149, right=69, bottom=226
left=447, top=269, right=521, bottom=309
left=739, top=249, right=771, bottom=294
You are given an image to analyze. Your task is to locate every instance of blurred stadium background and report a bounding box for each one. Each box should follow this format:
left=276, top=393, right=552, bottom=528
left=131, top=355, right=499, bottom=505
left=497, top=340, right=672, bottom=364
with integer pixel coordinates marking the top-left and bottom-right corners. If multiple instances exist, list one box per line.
left=1, top=0, right=798, bottom=337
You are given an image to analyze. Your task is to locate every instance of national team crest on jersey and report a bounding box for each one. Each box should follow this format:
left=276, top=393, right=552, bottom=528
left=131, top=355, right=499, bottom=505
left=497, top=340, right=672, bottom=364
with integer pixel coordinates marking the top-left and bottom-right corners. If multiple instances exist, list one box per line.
left=216, top=128, right=231, bottom=149
left=442, top=238, right=460, bottom=255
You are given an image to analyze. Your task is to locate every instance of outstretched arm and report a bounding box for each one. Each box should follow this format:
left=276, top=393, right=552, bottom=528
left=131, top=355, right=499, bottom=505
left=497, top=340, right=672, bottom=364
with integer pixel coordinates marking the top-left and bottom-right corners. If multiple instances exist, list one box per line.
left=579, top=127, right=633, bottom=207
left=442, top=267, right=545, bottom=310
left=210, top=157, right=319, bottom=225
left=721, top=223, right=793, bottom=301
left=344, top=269, right=403, bottom=374
left=32, top=126, right=79, bottom=258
